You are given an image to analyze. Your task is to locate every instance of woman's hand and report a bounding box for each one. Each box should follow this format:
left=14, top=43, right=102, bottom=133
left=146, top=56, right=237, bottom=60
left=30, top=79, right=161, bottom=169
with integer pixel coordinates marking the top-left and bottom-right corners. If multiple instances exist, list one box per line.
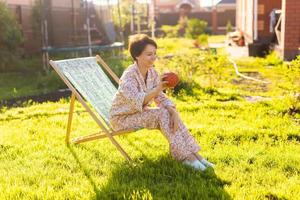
left=155, top=74, right=168, bottom=93
left=144, top=75, right=168, bottom=106
left=166, top=106, right=179, bottom=134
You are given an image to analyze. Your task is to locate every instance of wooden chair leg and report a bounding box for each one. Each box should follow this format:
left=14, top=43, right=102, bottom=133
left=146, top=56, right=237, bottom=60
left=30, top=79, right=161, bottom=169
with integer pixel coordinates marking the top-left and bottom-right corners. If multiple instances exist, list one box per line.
left=66, top=93, right=76, bottom=144
left=113, top=141, right=132, bottom=162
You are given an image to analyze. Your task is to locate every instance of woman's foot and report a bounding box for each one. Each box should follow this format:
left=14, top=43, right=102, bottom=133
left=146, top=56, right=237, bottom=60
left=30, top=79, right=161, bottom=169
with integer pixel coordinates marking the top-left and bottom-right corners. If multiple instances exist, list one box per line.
left=193, top=153, right=215, bottom=168
left=183, top=159, right=207, bottom=171
left=199, top=158, right=215, bottom=168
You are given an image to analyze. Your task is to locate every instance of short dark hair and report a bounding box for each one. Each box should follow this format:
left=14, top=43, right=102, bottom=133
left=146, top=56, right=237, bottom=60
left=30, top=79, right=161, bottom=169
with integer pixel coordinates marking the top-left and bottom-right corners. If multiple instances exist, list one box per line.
left=128, top=34, right=157, bottom=61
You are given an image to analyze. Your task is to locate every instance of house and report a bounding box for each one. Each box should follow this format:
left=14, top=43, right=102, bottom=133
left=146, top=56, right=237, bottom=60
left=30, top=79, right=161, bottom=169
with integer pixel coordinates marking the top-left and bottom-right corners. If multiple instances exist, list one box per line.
left=155, top=0, right=200, bottom=14
left=214, top=0, right=236, bottom=33
left=156, top=0, right=236, bottom=34
left=236, top=0, right=300, bottom=60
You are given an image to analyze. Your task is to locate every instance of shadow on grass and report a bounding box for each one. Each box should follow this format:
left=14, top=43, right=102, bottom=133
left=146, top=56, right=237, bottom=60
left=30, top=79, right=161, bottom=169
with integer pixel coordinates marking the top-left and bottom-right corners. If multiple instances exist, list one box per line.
left=67, top=144, right=102, bottom=199
left=174, top=81, right=240, bottom=102
left=68, top=144, right=231, bottom=200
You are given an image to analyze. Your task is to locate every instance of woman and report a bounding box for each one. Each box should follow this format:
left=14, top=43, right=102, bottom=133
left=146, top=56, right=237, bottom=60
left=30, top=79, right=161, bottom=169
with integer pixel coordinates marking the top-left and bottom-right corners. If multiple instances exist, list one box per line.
left=109, top=34, right=214, bottom=171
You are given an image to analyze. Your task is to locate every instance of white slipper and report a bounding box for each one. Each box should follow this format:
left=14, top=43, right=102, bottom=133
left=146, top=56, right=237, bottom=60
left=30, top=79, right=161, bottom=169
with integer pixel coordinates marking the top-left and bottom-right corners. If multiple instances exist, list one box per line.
left=183, top=160, right=207, bottom=171
left=199, top=158, right=215, bottom=168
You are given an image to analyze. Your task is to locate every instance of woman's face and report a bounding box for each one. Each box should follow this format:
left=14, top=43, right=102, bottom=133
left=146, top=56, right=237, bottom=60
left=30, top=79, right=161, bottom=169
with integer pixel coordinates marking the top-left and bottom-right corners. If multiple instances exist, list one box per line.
left=136, top=44, right=157, bottom=69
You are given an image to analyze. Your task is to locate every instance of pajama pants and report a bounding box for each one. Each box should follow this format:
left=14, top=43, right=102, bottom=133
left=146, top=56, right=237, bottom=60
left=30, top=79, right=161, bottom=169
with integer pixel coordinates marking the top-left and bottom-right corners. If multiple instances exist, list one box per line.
left=110, top=107, right=201, bottom=161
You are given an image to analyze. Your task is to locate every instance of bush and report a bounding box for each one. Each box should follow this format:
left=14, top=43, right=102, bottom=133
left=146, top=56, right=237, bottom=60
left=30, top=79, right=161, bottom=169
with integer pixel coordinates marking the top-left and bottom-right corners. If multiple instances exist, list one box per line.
left=195, top=34, right=208, bottom=47
left=31, top=0, right=42, bottom=38
left=226, top=21, right=233, bottom=33
left=161, top=25, right=179, bottom=38
left=36, top=70, right=65, bottom=90
left=289, top=56, right=300, bottom=92
left=0, top=2, right=23, bottom=72
left=264, top=51, right=283, bottom=66
left=177, top=16, right=188, bottom=37
left=290, top=55, right=300, bottom=70
left=184, top=18, right=208, bottom=39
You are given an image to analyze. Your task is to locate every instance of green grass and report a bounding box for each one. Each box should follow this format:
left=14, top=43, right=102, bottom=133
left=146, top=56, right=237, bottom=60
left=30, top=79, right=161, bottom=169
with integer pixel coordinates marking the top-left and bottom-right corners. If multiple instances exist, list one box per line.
left=0, top=56, right=131, bottom=101
left=1, top=95, right=299, bottom=199
left=208, top=35, right=226, bottom=43
left=0, top=71, right=66, bottom=101
left=0, top=38, right=300, bottom=199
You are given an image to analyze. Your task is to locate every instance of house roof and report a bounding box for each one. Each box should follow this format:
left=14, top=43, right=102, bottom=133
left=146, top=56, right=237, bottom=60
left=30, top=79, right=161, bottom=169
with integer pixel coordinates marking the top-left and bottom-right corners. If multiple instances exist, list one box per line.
left=217, top=0, right=236, bottom=5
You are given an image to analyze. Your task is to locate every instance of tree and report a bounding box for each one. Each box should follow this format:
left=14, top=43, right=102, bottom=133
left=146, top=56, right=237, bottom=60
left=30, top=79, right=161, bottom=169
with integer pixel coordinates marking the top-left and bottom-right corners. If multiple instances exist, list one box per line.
left=0, top=2, right=23, bottom=72
left=111, top=0, right=132, bottom=41
left=31, top=0, right=42, bottom=38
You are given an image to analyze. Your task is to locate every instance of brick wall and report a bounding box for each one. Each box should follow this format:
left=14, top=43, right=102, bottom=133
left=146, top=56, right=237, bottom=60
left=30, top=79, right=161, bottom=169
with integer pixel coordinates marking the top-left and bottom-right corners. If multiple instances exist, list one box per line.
left=158, top=9, right=236, bottom=34
left=217, top=9, right=236, bottom=27
left=282, top=0, right=300, bottom=60
left=7, top=2, right=113, bottom=55
left=236, top=0, right=281, bottom=43
left=257, top=0, right=281, bottom=41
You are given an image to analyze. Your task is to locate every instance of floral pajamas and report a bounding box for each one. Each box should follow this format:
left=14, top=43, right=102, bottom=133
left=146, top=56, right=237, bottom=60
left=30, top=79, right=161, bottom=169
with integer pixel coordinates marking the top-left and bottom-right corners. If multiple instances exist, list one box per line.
left=109, top=62, right=200, bottom=161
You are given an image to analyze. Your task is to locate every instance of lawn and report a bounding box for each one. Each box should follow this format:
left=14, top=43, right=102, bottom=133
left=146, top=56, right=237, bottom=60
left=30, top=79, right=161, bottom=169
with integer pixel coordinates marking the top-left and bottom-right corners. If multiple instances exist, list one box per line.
left=0, top=56, right=130, bottom=101
left=0, top=38, right=299, bottom=200
left=0, top=72, right=63, bottom=101
left=208, top=35, right=226, bottom=44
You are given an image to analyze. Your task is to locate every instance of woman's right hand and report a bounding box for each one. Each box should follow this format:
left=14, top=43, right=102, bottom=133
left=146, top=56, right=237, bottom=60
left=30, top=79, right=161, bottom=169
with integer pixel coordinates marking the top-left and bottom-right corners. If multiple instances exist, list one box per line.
left=144, top=75, right=168, bottom=106
left=156, top=74, right=168, bottom=93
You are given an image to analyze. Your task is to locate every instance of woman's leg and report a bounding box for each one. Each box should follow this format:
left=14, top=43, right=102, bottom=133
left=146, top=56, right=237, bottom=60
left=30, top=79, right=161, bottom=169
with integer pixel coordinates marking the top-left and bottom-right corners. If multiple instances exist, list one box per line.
left=185, top=154, right=199, bottom=162
left=193, top=153, right=204, bottom=160
left=110, top=107, right=201, bottom=162
left=157, top=107, right=201, bottom=161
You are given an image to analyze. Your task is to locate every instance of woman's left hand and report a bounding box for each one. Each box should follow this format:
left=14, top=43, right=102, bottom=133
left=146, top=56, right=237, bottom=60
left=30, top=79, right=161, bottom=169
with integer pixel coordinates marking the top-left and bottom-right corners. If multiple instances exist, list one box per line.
left=166, top=106, right=179, bottom=134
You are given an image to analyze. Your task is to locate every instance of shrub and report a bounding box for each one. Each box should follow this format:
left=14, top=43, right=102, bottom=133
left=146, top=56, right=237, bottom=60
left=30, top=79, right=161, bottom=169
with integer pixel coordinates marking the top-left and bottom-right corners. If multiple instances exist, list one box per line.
left=226, top=21, right=233, bottom=33
left=288, top=55, right=300, bottom=92
left=0, top=2, right=23, bottom=72
left=36, top=70, right=65, bottom=90
left=195, top=34, right=208, bottom=47
left=161, top=25, right=179, bottom=38
left=184, top=18, right=208, bottom=39
left=31, top=0, right=42, bottom=38
left=177, top=16, right=188, bottom=37
left=290, top=55, right=300, bottom=70
left=264, top=51, right=283, bottom=66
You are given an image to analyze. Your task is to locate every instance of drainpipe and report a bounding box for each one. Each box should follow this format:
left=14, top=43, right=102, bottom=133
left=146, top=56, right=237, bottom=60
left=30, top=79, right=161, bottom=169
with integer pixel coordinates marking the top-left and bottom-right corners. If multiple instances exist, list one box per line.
left=254, top=0, right=258, bottom=41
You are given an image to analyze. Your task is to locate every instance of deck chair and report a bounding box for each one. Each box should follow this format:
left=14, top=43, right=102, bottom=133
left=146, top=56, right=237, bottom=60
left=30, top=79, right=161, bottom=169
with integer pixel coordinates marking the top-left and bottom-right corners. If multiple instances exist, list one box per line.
left=49, top=55, right=137, bottom=162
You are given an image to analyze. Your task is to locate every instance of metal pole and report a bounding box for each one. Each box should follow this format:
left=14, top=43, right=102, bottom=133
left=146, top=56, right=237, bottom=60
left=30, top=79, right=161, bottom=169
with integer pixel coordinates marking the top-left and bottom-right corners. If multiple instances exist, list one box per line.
left=41, top=0, right=50, bottom=73
left=86, top=0, right=92, bottom=56
left=44, top=19, right=49, bottom=72
left=71, top=0, right=77, bottom=44
left=40, top=0, right=46, bottom=72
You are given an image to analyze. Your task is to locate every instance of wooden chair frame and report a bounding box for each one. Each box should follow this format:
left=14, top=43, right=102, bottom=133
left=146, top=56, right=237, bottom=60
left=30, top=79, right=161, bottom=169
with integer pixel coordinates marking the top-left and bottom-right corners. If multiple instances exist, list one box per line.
left=49, top=55, right=135, bottom=162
